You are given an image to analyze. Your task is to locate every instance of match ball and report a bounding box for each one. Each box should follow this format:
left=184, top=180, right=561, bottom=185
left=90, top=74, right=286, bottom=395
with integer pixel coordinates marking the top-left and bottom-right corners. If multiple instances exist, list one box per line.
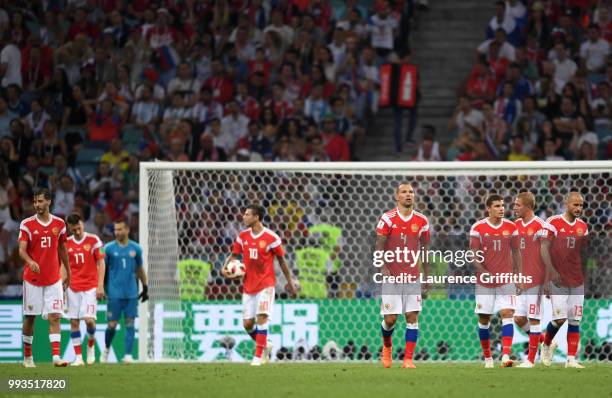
left=224, top=260, right=246, bottom=278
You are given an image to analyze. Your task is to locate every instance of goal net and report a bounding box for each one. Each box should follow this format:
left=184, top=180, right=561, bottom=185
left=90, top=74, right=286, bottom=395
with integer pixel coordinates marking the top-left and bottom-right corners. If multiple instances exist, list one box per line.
left=139, top=161, right=611, bottom=363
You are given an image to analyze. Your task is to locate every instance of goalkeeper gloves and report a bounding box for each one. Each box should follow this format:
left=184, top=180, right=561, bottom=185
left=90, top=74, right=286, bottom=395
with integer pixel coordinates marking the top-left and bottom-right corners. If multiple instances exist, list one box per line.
left=139, top=284, right=149, bottom=302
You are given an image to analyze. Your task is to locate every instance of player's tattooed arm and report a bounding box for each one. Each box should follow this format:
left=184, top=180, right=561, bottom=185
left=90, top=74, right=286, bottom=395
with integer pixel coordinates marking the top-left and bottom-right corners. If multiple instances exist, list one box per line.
left=512, top=247, right=523, bottom=294
left=58, top=241, right=70, bottom=289
left=18, top=241, right=39, bottom=273
left=375, top=234, right=390, bottom=276
left=277, top=255, right=298, bottom=297
left=420, top=242, right=430, bottom=295
left=96, top=258, right=106, bottom=300
left=540, top=239, right=559, bottom=296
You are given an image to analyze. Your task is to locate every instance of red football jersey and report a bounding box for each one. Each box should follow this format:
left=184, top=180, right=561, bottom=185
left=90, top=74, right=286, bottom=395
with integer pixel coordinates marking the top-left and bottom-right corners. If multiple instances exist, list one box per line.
left=375, top=208, right=430, bottom=277
left=515, top=216, right=554, bottom=288
left=19, top=215, right=67, bottom=286
left=470, top=218, right=518, bottom=287
left=232, top=227, right=284, bottom=294
left=547, top=214, right=589, bottom=287
left=67, top=232, right=105, bottom=292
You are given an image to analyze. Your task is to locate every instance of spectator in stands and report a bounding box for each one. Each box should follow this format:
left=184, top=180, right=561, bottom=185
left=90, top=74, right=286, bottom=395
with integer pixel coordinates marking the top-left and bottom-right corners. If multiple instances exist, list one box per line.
left=448, top=96, right=484, bottom=133
left=0, top=96, right=15, bottom=136
left=101, top=138, right=130, bottom=172
left=196, top=132, right=227, bottom=162
left=103, top=187, right=136, bottom=222
left=0, top=33, right=22, bottom=89
left=320, top=115, right=350, bottom=161
left=34, top=120, right=67, bottom=167
left=24, top=98, right=50, bottom=138
left=89, top=161, right=114, bottom=200
left=8, top=118, right=32, bottom=165
left=22, top=154, right=48, bottom=189
left=494, top=81, right=523, bottom=125
left=466, top=61, right=498, bottom=103
left=49, top=154, right=84, bottom=192
left=413, top=125, right=443, bottom=161
left=478, top=28, right=516, bottom=62
left=551, top=9, right=581, bottom=54
left=543, top=138, right=565, bottom=160
left=497, top=63, right=534, bottom=100
left=514, top=46, right=540, bottom=81
left=480, top=102, right=508, bottom=159
left=528, top=2, right=552, bottom=50
left=52, top=174, right=75, bottom=218
left=306, top=135, right=330, bottom=161
left=487, top=1, right=519, bottom=46
left=552, top=42, right=578, bottom=94
left=87, top=98, right=122, bottom=143
left=591, top=81, right=611, bottom=124
left=5, top=84, right=28, bottom=117
left=579, top=24, right=610, bottom=74
left=131, top=84, right=161, bottom=130
left=553, top=96, right=582, bottom=152
left=507, top=135, right=532, bottom=161
left=367, top=1, right=398, bottom=61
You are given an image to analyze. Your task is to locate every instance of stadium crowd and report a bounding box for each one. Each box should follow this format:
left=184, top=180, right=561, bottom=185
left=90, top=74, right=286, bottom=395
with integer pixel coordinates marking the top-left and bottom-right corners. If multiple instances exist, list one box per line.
left=0, top=0, right=417, bottom=290
left=442, top=0, right=611, bottom=161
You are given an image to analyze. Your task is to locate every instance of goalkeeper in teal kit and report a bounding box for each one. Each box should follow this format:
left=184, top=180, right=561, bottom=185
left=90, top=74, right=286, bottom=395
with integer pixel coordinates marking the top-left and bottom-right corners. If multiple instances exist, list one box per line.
left=101, top=219, right=148, bottom=363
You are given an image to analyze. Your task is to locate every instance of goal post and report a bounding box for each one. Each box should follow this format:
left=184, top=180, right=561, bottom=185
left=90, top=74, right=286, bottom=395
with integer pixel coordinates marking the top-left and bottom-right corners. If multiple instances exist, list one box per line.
left=139, top=161, right=611, bottom=363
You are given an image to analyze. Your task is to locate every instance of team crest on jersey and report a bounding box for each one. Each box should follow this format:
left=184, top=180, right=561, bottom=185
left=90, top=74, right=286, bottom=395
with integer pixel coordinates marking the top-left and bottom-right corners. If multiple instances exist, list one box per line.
left=129, top=250, right=137, bottom=257
left=502, top=230, right=510, bottom=236
left=527, top=229, right=534, bottom=236
left=84, top=244, right=91, bottom=251
left=52, top=227, right=59, bottom=235
left=259, top=241, right=266, bottom=249
left=576, top=229, right=584, bottom=236
left=411, top=224, right=419, bottom=232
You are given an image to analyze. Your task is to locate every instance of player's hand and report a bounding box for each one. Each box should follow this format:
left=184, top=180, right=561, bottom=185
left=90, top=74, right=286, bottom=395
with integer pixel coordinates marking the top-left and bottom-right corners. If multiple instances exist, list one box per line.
left=62, top=275, right=70, bottom=290
left=474, top=263, right=486, bottom=275
left=28, top=261, right=40, bottom=274
left=515, top=283, right=523, bottom=296
left=139, top=284, right=149, bottom=302
left=543, top=282, right=551, bottom=298
left=549, top=269, right=561, bottom=285
left=96, top=286, right=106, bottom=300
left=287, top=279, right=300, bottom=298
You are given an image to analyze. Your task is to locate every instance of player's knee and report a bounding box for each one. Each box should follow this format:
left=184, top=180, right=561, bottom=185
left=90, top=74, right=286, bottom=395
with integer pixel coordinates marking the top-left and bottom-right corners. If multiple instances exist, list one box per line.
left=499, top=309, right=514, bottom=319
left=243, top=319, right=255, bottom=331
left=553, top=319, right=566, bottom=327
left=514, top=316, right=527, bottom=326
left=405, top=312, right=419, bottom=324
left=125, top=318, right=135, bottom=328
left=478, top=314, right=491, bottom=324
left=70, top=319, right=80, bottom=329
left=107, top=321, right=118, bottom=330
left=256, top=314, right=268, bottom=325
left=383, top=315, right=398, bottom=327
left=84, top=319, right=96, bottom=329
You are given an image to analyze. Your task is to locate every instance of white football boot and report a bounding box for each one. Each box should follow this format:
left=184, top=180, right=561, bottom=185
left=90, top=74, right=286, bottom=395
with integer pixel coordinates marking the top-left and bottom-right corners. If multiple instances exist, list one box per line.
left=70, top=356, right=85, bottom=367
left=87, top=345, right=96, bottom=365
left=484, top=358, right=494, bottom=368
left=262, top=341, right=273, bottom=365
left=23, top=357, right=36, bottom=368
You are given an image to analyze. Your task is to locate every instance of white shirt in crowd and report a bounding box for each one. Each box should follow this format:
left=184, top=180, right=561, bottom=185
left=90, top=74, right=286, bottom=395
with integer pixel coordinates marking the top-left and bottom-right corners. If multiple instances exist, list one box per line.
left=368, top=14, right=398, bottom=50
left=1, top=43, right=22, bottom=88
left=478, top=39, right=516, bottom=61
left=580, top=38, right=610, bottom=72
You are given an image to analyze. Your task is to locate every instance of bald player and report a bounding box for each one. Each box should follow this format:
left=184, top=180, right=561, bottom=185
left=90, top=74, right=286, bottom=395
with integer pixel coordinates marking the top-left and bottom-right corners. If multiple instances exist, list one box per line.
left=540, top=192, right=589, bottom=368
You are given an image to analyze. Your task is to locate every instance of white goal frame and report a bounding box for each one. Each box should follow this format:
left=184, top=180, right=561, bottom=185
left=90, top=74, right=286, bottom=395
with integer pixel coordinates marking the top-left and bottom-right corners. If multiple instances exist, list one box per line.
left=138, top=160, right=612, bottom=362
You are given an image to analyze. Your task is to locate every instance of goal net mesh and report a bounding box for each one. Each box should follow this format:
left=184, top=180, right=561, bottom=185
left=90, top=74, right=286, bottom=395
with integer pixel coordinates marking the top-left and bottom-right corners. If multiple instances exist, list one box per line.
left=142, top=165, right=611, bottom=362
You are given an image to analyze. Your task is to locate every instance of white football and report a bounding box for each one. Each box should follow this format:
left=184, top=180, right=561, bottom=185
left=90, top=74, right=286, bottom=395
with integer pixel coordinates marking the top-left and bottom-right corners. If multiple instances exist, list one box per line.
left=224, top=260, right=246, bottom=278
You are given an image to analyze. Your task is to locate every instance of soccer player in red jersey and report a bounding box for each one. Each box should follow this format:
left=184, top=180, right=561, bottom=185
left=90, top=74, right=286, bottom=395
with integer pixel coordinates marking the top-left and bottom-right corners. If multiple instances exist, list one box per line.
left=376, top=183, right=430, bottom=369
left=512, top=192, right=556, bottom=368
left=470, top=194, right=522, bottom=368
left=540, top=192, right=588, bottom=369
left=65, top=213, right=106, bottom=366
left=224, top=204, right=298, bottom=366
left=19, top=188, right=71, bottom=367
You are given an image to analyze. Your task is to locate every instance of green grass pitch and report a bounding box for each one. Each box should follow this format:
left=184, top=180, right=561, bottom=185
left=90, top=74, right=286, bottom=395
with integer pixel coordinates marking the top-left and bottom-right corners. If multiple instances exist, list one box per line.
left=2, top=363, right=612, bottom=398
